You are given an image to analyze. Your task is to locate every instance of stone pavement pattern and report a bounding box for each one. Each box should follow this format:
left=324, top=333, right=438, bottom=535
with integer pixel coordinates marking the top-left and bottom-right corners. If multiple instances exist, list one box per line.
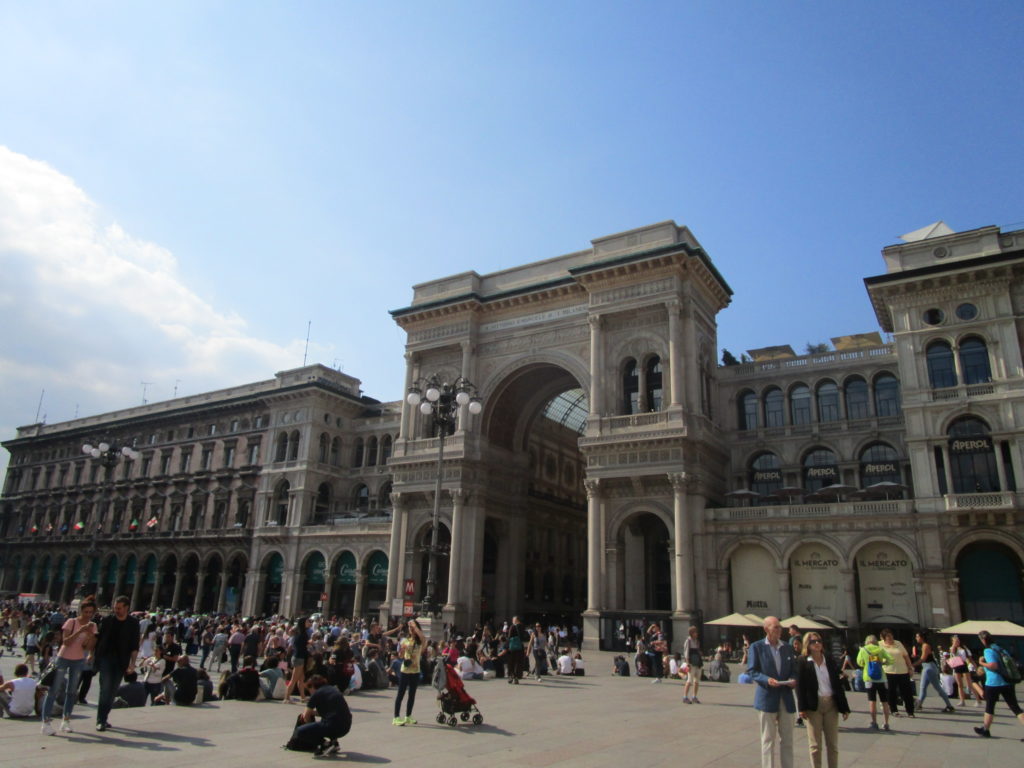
left=2, top=653, right=1022, bottom=767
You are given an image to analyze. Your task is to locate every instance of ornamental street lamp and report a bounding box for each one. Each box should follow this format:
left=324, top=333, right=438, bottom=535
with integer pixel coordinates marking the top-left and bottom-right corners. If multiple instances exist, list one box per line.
left=78, top=440, right=140, bottom=598
left=406, top=376, right=482, bottom=617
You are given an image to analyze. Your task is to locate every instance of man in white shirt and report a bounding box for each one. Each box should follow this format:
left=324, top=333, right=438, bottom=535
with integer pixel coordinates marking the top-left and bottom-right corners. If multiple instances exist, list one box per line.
left=0, top=663, right=44, bottom=718
left=556, top=650, right=575, bottom=675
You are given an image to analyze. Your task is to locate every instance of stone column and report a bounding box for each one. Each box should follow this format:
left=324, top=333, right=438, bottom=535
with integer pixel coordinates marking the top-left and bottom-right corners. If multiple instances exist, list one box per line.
left=669, top=472, right=695, bottom=617
left=61, top=576, right=75, bottom=606
left=352, top=573, right=367, bottom=620
left=216, top=572, right=229, bottom=613
left=398, top=351, right=416, bottom=445
left=778, top=569, right=792, bottom=617
left=112, top=565, right=125, bottom=601
left=683, top=304, right=700, bottom=413
left=604, top=544, right=622, bottom=610
left=667, top=299, right=682, bottom=407
left=193, top=570, right=207, bottom=612
left=457, top=341, right=473, bottom=432
left=150, top=570, right=163, bottom=610
left=241, top=567, right=260, bottom=616
left=170, top=569, right=185, bottom=610
left=131, top=569, right=143, bottom=610
left=385, top=494, right=406, bottom=614
left=993, top=444, right=1009, bottom=492
left=588, top=316, right=602, bottom=417
left=44, top=567, right=57, bottom=601
left=584, top=479, right=602, bottom=612
left=445, top=489, right=465, bottom=611
left=939, top=444, right=955, bottom=493
left=841, top=568, right=858, bottom=627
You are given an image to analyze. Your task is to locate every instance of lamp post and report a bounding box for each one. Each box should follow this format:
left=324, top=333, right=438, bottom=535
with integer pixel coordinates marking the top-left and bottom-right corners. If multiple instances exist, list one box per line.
left=79, top=440, right=139, bottom=599
left=406, top=376, right=482, bottom=617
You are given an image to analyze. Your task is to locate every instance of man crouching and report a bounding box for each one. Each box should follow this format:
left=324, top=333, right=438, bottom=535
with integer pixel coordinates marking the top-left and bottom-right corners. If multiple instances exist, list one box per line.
left=285, top=674, right=352, bottom=757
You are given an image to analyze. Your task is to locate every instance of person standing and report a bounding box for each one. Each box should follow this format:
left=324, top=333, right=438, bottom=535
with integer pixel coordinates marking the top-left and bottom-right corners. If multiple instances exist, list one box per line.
left=682, top=626, right=703, bottom=704
left=797, top=632, right=850, bottom=768
left=526, top=623, right=549, bottom=681
left=40, top=597, right=98, bottom=735
left=747, top=616, right=797, bottom=768
left=284, top=617, right=311, bottom=703
left=914, top=630, right=955, bottom=713
left=506, top=616, right=527, bottom=684
left=94, top=596, right=140, bottom=731
left=879, top=628, right=915, bottom=718
left=973, top=629, right=1024, bottom=738
left=856, top=634, right=894, bottom=730
left=947, top=634, right=973, bottom=706
left=392, top=619, right=424, bottom=725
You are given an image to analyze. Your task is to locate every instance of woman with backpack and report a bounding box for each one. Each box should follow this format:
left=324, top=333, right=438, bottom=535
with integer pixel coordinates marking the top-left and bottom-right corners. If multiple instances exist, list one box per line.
left=973, top=629, right=1024, bottom=738
left=392, top=618, right=425, bottom=725
left=914, top=630, right=955, bottom=713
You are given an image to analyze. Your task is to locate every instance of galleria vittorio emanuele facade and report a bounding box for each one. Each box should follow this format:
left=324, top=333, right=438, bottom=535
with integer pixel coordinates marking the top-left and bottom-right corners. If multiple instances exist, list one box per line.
left=3, top=219, right=1023, bottom=649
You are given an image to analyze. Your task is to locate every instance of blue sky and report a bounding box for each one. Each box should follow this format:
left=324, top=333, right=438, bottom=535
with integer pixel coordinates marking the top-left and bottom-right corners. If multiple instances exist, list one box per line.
left=1, top=1, right=1022, bottom=475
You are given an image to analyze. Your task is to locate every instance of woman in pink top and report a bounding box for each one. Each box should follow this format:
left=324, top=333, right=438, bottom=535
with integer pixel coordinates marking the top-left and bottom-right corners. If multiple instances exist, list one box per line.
left=41, top=597, right=98, bottom=735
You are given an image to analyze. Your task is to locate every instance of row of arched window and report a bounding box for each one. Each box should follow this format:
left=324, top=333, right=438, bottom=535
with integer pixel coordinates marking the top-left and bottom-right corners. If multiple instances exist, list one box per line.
left=275, top=432, right=395, bottom=468
left=747, top=442, right=903, bottom=496
left=738, top=374, right=900, bottom=431
left=926, top=337, right=992, bottom=388
left=270, top=479, right=393, bottom=525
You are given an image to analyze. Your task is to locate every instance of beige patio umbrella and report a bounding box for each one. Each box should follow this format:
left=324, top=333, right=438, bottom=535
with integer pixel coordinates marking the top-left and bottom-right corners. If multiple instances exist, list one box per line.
left=705, top=612, right=763, bottom=627
left=938, top=620, right=1024, bottom=637
left=779, top=615, right=831, bottom=630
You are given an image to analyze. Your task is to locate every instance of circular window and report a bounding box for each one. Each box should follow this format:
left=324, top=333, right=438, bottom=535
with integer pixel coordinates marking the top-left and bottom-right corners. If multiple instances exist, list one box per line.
left=923, top=308, right=945, bottom=325
left=955, top=303, right=978, bottom=321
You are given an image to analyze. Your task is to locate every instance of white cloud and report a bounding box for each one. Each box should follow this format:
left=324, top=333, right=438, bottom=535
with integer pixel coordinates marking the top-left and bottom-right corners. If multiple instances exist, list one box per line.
left=0, top=146, right=323, bottom=472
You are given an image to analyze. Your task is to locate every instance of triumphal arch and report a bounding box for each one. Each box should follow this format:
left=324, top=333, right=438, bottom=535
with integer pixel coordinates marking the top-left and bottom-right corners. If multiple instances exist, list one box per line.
left=384, top=221, right=732, bottom=648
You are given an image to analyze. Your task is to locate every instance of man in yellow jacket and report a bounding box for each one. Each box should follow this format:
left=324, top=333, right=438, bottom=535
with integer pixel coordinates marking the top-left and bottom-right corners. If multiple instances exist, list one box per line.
left=856, top=635, right=894, bottom=731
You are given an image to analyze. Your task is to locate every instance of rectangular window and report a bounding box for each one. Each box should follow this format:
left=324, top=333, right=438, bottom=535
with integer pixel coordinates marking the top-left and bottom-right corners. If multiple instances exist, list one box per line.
left=160, top=454, right=172, bottom=475
left=179, top=448, right=192, bottom=474
left=201, top=447, right=213, bottom=470
left=223, top=445, right=235, bottom=468
left=141, top=456, right=151, bottom=477
left=230, top=419, right=239, bottom=433
left=934, top=447, right=948, bottom=496
left=90, top=465, right=100, bottom=483
left=73, top=464, right=83, bottom=485
left=207, top=424, right=217, bottom=436
left=187, top=427, right=195, bottom=438
left=248, top=443, right=260, bottom=465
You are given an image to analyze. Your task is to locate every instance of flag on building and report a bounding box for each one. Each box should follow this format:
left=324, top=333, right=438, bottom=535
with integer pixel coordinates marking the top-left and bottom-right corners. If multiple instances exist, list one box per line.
left=73, top=521, right=84, bottom=531
left=30, top=525, right=38, bottom=534
left=146, top=517, right=159, bottom=529
left=129, top=519, right=139, bottom=531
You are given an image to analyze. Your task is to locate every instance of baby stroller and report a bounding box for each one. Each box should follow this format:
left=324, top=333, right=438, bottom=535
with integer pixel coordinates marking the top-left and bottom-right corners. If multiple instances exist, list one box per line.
left=433, top=663, right=484, bottom=727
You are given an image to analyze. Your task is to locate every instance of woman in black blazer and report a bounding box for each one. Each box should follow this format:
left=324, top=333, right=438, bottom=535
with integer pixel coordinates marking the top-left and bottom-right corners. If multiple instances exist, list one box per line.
left=796, top=632, right=850, bottom=768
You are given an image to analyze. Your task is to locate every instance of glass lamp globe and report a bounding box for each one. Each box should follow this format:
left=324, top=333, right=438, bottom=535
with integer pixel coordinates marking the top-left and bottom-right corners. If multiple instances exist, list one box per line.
left=90, top=448, right=101, bottom=458
left=419, top=401, right=433, bottom=415
left=98, top=442, right=110, bottom=453
left=82, top=444, right=93, bottom=455
left=468, top=399, right=483, bottom=415
left=425, top=386, right=441, bottom=402
left=407, top=390, right=422, bottom=405
left=455, top=390, right=470, bottom=406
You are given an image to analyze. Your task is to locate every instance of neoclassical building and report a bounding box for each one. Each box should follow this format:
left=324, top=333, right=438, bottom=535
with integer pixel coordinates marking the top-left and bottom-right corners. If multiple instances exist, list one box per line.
left=3, top=220, right=1023, bottom=649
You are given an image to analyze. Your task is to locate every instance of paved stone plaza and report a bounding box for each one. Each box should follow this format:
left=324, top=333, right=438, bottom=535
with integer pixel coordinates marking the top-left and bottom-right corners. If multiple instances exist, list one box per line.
left=2, top=652, right=1022, bottom=767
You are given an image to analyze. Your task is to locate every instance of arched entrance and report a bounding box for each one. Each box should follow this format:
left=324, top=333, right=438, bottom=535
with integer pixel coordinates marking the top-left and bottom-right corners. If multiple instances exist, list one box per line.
left=958, top=542, right=1024, bottom=622
left=223, top=555, right=247, bottom=614
left=300, top=551, right=327, bottom=613
left=477, top=362, right=589, bottom=625
left=262, top=552, right=284, bottom=615
left=362, top=551, right=389, bottom=616
left=138, top=554, right=158, bottom=608
left=613, top=513, right=671, bottom=611
left=199, top=554, right=223, bottom=612
left=331, top=551, right=357, bottom=618
left=157, top=554, right=177, bottom=607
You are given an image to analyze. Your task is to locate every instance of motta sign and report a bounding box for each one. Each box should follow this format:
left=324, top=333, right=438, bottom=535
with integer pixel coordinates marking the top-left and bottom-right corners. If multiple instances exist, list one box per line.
left=949, top=437, right=992, bottom=453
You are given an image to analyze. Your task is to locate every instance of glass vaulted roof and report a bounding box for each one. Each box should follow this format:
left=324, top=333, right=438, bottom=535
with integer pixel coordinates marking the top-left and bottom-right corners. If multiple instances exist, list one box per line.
left=542, top=388, right=589, bottom=435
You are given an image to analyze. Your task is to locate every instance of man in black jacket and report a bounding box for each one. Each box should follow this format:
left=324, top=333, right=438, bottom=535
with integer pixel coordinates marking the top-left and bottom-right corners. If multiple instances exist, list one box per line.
left=95, top=596, right=140, bottom=731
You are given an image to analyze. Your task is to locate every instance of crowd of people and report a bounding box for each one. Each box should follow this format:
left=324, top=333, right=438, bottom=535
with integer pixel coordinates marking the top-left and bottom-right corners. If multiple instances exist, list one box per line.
left=3, top=597, right=1023, bottom=762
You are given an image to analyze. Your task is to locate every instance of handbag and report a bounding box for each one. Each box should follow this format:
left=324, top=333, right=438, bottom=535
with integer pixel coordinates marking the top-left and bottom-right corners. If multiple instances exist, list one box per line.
left=948, top=655, right=965, bottom=670
left=40, top=659, right=59, bottom=687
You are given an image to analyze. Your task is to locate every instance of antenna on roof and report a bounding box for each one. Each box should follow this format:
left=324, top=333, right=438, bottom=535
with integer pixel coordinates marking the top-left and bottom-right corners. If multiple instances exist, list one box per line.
left=303, top=320, right=312, bottom=366
left=173, top=379, right=181, bottom=398
left=35, top=389, right=45, bottom=423
left=141, top=381, right=152, bottom=404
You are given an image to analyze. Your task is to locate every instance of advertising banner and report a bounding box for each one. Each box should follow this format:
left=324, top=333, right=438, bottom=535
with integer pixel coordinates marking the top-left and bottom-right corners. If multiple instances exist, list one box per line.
left=730, top=544, right=780, bottom=616
left=790, top=543, right=845, bottom=622
left=856, top=542, right=918, bottom=624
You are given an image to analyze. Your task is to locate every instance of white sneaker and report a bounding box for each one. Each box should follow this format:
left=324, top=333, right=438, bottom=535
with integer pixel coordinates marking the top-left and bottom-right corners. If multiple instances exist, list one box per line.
left=60, top=719, right=73, bottom=733
left=41, top=721, right=55, bottom=736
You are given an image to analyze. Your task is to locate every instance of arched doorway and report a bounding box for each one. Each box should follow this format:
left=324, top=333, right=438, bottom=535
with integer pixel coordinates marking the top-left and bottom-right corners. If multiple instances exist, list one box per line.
left=138, top=554, right=158, bottom=608
left=477, top=362, right=588, bottom=624
left=788, top=542, right=845, bottom=623
left=200, top=554, right=223, bottom=612
left=262, top=553, right=284, bottom=615
left=157, top=554, right=178, bottom=607
left=416, top=524, right=450, bottom=608
left=958, top=542, right=1024, bottom=622
left=300, top=551, right=327, bottom=613
left=611, top=512, right=671, bottom=611
left=729, top=544, right=780, bottom=616
left=179, top=554, right=200, bottom=609
left=223, top=555, right=247, bottom=614
left=362, top=551, right=389, bottom=616
left=331, top=551, right=357, bottom=618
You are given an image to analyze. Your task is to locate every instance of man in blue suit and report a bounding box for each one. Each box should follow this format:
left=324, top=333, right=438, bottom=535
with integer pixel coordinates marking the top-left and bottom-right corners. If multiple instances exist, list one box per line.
left=747, top=615, right=797, bottom=768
